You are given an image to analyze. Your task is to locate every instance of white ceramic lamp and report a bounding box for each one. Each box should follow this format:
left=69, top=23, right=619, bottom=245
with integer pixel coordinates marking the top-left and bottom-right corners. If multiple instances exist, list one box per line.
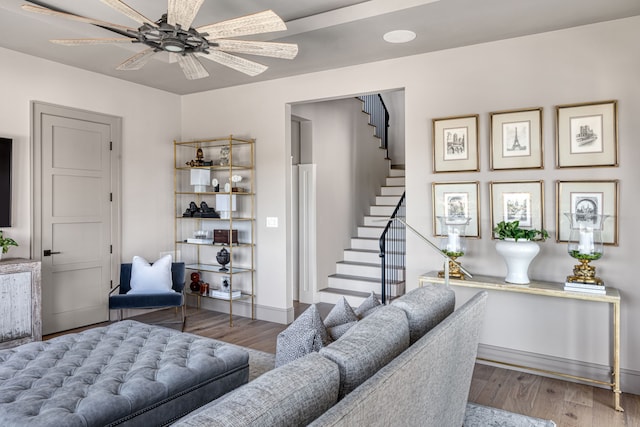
left=215, top=194, right=237, bottom=219
left=190, top=169, right=210, bottom=193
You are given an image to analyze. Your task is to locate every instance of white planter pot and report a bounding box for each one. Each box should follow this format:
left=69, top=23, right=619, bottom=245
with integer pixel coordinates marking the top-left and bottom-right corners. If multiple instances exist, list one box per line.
left=495, top=239, right=540, bottom=284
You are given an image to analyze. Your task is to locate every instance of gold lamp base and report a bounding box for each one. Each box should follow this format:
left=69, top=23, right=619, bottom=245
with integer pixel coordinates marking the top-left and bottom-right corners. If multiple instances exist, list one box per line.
left=438, top=258, right=466, bottom=280
left=566, top=259, right=604, bottom=286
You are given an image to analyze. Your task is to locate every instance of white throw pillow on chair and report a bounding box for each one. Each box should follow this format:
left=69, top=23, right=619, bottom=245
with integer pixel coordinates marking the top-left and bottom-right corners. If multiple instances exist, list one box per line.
left=128, top=254, right=175, bottom=294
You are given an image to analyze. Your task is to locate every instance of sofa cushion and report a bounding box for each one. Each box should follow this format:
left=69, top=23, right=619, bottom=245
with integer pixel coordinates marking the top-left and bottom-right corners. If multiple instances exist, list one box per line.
left=324, top=297, right=358, bottom=340
left=319, top=305, right=410, bottom=399
left=174, top=352, right=340, bottom=427
left=354, top=291, right=381, bottom=319
left=275, top=304, right=330, bottom=367
left=391, top=284, right=455, bottom=344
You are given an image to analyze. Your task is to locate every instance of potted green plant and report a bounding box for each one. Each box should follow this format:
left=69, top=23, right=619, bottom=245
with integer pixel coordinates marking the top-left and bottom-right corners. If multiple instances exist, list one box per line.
left=0, top=231, right=18, bottom=260
left=493, top=221, right=548, bottom=284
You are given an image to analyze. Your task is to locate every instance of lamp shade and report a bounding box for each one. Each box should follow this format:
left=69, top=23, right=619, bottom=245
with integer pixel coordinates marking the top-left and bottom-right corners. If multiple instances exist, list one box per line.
left=215, top=194, right=237, bottom=218
left=190, top=169, right=210, bottom=193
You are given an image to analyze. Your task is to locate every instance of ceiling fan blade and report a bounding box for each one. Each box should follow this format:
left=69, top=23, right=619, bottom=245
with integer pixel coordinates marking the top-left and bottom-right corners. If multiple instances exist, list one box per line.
left=51, top=37, right=135, bottom=46
left=99, top=0, right=157, bottom=27
left=215, top=40, right=298, bottom=60
left=197, top=10, right=286, bottom=39
left=21, top=4, right=136, bottom=32
left=196, top=51, right=267, bottom=76
left=177, top=53, right=210, bottom=80
left=116, top=48, right=156, bottom=70
left=168, top=0, right=204, bottom=29
left=168, top=52, right=180, bottom=63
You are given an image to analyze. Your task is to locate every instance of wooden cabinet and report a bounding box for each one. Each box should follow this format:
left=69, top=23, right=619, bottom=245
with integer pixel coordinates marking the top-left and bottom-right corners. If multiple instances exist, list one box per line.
left=174, top=136, right=255, bottom=325
left=0, top=259, right=41, bottom=348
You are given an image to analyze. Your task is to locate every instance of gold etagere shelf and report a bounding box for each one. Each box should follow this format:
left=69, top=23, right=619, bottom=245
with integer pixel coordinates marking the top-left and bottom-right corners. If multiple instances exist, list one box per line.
left=174, top=135, right=255, bottom=326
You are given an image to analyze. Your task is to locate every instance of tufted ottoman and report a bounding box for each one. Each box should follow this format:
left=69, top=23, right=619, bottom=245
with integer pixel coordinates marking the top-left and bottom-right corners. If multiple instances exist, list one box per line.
left=0, top=320, right=249, bottom=426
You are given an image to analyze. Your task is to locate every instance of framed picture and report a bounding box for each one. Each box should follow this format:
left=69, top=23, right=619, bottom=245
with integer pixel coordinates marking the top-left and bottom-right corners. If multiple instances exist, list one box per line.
left=432, top=115, right=479, bottom=173
left=490, top=108, right=543, bottom=170
left=556, top=100, right=618, bottom=168
left=556, top=180, right=619, bottom=245
left=490, top=180, right=544, bottom=238
left=432, top=181, right=480, bottom=237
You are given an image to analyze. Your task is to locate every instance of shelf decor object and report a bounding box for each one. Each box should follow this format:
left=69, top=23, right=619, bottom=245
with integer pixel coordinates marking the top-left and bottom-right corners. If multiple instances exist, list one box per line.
left=565, top=213, right=610, bottom=286
left=436, top=216, right=471, bottom=279
left=174, top=136, right=255, bottom=326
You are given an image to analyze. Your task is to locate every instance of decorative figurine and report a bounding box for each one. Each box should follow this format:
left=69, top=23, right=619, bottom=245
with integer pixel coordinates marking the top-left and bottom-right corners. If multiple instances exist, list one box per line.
left=211, top=178, right=220, bottom=192
left=189, top=272, right=202, bottom=292
left=194, top=201, right=220, bottom=218
left=185, top=147, right=213, bottom=167
left=219, top=146, right=230, bottom=166
left=183, top=201, right=200, bottom=217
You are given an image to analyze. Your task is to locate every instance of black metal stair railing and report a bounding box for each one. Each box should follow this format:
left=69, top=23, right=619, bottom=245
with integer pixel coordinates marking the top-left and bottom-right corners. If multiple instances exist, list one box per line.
left=379, top=192, right=406, bottom=304
left=358, top=94, right=389, bottom=150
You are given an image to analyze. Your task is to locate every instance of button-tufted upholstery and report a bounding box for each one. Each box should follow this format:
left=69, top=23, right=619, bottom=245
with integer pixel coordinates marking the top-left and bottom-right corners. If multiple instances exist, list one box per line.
left=0, top=320, right=249, bottom=426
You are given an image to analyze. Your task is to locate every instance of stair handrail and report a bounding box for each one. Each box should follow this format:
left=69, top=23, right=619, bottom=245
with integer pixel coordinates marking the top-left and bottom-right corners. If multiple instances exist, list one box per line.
left=379, top=191, right=406, bottom=304
left=358, top=94, right=389, bottom=151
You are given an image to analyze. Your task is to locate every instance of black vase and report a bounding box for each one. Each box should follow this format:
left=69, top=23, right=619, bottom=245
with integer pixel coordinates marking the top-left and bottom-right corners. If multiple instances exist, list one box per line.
left=216, top=247, right=230, bottom=272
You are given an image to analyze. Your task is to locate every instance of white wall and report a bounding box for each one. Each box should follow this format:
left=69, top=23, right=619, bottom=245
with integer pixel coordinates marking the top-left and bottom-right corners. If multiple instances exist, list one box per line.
left=182, top=16, right=640, bottom=391
left=292, top=98, right=388, bottom=290
left=0, top=46, right=181, bottom=263
left=380, top=90, right=406, bottom=165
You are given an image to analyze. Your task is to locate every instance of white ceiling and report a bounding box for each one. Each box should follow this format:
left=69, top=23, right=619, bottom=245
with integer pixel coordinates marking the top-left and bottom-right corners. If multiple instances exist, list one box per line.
left=1, top=0, right=639, bottom=95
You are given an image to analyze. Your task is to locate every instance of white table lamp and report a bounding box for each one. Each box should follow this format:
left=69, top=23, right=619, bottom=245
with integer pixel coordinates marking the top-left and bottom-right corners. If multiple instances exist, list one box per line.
left=190, top=169, right=210, bottom=193
left=215, top=194, right=237, bottom=219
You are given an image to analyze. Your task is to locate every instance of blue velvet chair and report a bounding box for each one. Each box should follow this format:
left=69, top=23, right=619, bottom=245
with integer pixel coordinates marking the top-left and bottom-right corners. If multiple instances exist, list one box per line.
left=109, top=262, right=186, bottom=330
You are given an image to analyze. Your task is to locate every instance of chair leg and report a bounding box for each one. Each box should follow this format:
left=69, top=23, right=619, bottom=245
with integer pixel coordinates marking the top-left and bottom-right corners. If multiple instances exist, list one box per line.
left=180, top=304, right=186, bottom=331
left=119, top=309, right=123, bottom=321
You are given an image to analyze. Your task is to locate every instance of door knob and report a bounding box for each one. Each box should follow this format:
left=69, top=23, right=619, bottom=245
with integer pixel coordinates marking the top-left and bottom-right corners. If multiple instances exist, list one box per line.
left=43, top=250, right=61, bottom=256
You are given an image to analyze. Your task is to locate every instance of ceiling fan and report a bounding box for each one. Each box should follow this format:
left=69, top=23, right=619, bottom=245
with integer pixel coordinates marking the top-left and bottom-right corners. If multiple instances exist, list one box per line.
left=22, top=0, right=299, bottom=80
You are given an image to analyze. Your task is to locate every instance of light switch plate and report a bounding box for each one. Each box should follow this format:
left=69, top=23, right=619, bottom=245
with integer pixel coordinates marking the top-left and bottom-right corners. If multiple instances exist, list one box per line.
left=266, top=217, right=278, bottom=228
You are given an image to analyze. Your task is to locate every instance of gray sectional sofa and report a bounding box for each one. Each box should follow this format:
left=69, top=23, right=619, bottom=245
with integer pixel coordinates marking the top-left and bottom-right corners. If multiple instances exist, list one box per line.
left=175, top=284, right=488, bottom=427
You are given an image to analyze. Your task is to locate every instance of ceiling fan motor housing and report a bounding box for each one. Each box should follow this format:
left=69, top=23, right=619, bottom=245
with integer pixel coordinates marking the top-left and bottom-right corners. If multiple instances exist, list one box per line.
left=136, top=15, right=213, bottom=54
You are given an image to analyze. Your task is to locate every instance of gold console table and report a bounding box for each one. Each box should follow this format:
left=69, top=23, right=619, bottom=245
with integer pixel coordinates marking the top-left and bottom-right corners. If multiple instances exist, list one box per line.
left=419, top=272, right=623, bottom=411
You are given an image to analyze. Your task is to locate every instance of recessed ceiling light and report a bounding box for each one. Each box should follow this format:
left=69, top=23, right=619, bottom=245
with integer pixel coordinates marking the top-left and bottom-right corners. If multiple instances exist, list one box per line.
left=383, top=30, right=416, bottom=44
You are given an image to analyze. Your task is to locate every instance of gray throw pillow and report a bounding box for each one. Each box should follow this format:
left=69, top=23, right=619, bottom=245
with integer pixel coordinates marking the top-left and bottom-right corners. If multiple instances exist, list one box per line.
left=354, top=291, right=381, bottom=319
left=275, top=304, right=330, bottom=367
left=324, top=297, right=358, bottom=340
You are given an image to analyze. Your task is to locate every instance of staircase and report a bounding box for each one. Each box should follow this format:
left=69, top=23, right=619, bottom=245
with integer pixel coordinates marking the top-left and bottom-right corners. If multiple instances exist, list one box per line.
left=319, top=167, right=406, bottom=306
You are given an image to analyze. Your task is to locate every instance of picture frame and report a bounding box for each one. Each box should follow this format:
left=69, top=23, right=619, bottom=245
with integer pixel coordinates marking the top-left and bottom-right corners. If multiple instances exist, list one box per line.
left=432, top=181, right=480, bottom=238
left=432, top=114, right=479, bottom=173
left=490, top=180, right=544, bottom=239
left=490, top=107, right=543, bottom=170
left=556, top=100, right=618, bottom=168
left=556, top=180, right=619, bottom=245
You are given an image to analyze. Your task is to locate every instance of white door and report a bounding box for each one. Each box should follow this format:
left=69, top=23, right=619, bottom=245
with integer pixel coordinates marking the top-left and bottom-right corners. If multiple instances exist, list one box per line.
left=33, top=103, right=120, bottom=335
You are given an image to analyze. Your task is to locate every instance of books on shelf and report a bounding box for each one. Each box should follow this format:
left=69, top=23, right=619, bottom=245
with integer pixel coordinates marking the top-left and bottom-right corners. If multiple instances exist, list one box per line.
left=210, top=289, right=242, bottom=300
left=564, top=282, right=606, bottom=294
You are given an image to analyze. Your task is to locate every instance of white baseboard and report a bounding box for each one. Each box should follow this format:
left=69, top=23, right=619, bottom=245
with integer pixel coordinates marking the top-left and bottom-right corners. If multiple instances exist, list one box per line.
left=195, top=298, right=293, bottom=325
left=477, top=343, right=640, bottom=395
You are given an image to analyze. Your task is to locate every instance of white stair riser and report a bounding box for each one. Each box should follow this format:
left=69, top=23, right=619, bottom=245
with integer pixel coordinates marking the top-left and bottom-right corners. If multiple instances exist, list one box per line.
left=386, top=177, right=405, bottom=186
left=336, top=263, right=404, bottom=280
left=363, top=216, right=388, bottom=227
left=351, top=238, right=379, bottom=251
left=380, top=186, right=404, bottom=196
left=358, top=226, right=384, bottom=239
left=344, top=250, right=380, bottom=264
left=318, top=292, right=367, bottom=307
left=375, top=195, right=401, bottom=206
left=326, top=278, right=405, bottom=296
left=370, top=205, right=395, bottom=216
left=389, top=169, right=405, bottom=177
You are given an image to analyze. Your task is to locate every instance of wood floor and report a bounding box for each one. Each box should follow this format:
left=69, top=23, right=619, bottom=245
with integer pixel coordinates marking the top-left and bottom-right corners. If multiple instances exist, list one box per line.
left=45, top=306, right=639, bottom=427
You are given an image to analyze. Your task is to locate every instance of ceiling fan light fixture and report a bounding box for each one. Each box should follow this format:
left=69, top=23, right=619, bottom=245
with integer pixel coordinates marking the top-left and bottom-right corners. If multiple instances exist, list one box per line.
left=383, top=30, right=416, bottom=44
left=162, top=37, right=185, bottom=52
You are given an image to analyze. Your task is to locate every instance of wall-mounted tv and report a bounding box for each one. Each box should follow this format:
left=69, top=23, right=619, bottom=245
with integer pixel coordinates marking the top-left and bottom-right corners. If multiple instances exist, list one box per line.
left=0, top=138, right=11, bottom=227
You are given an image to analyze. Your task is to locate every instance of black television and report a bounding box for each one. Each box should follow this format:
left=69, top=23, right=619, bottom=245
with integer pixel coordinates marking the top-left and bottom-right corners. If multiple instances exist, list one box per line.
left=0, top=138, right=11, bottom=227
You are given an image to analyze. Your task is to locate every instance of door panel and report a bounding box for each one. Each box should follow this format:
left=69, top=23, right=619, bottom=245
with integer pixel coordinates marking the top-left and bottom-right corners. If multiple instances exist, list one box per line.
left=40, top=113, right=112, bottom=334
